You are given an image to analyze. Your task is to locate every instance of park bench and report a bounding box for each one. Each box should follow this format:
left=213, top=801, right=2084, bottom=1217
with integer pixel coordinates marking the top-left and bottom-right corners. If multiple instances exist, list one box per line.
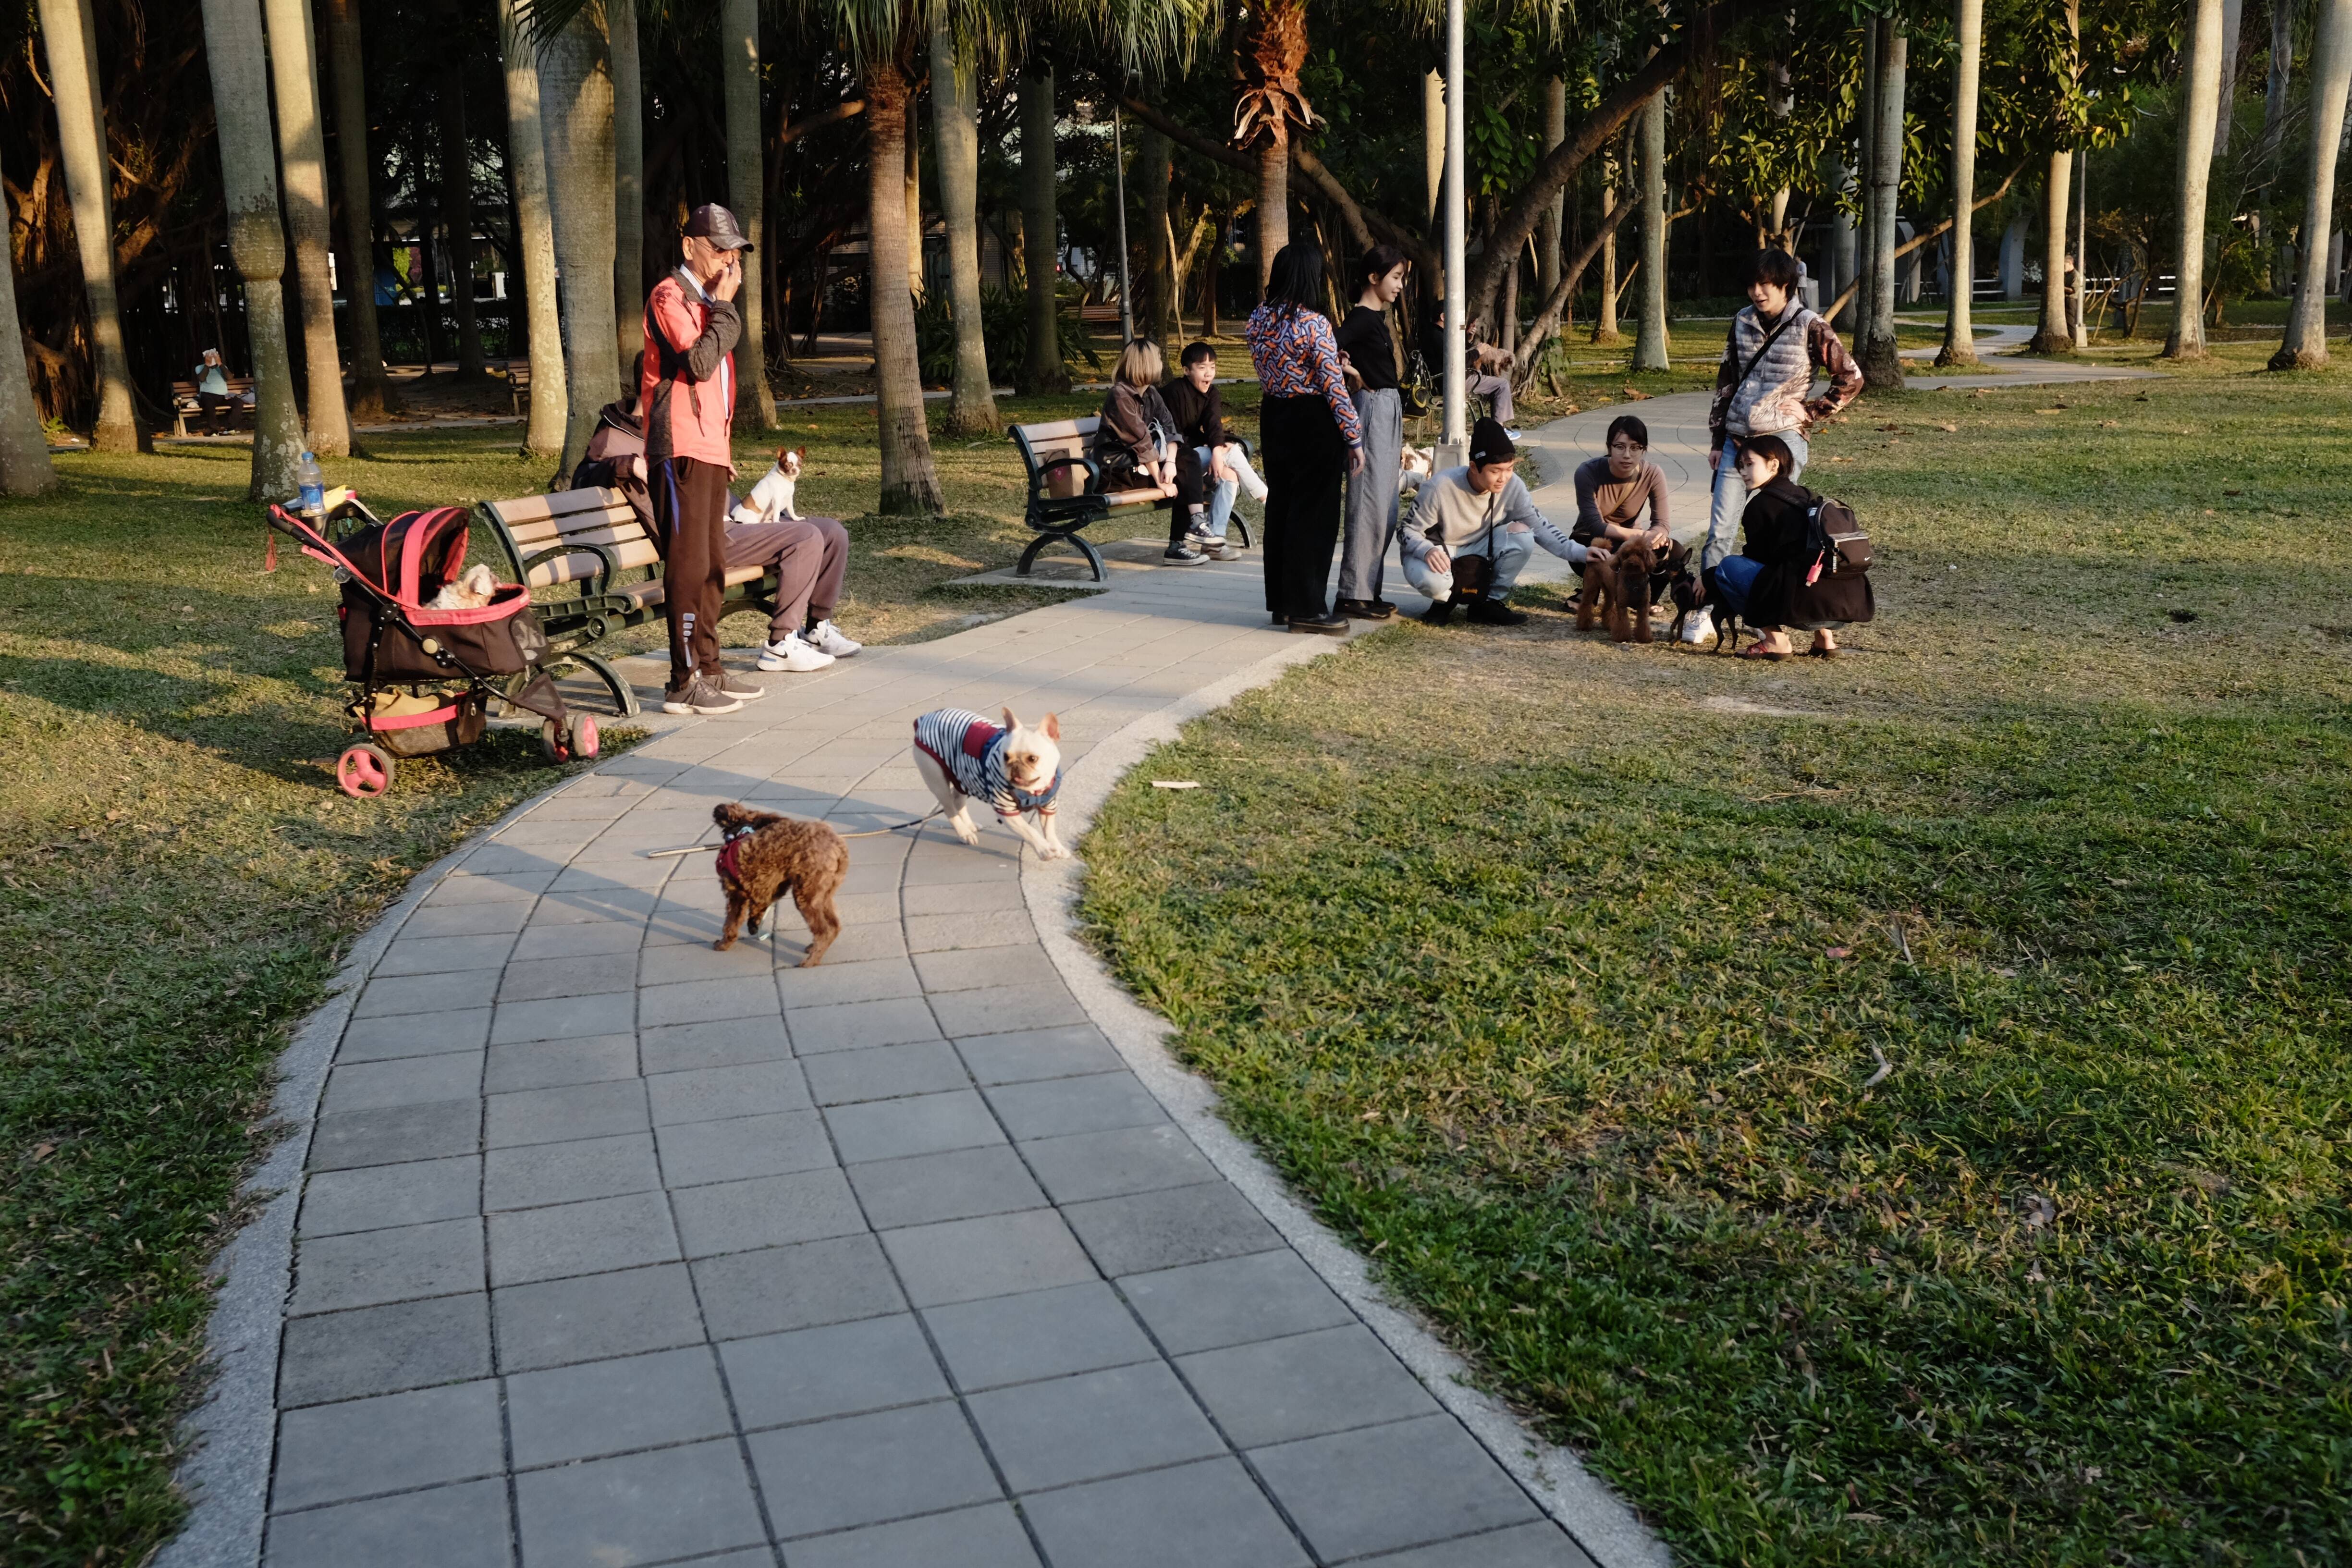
left=169, top=375, right=256, bottom=437
left=1009, top=415, right=1253, bottom=583
left=1078, top=302, right=1122, bottom=330
left=475, top=487, right=779, bottom=717
left=503, top=361, right=531, bottom=416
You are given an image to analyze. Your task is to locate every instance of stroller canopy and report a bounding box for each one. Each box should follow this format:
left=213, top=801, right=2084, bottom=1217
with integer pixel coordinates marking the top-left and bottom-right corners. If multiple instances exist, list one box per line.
left=293, top=504, right=471, bottom=609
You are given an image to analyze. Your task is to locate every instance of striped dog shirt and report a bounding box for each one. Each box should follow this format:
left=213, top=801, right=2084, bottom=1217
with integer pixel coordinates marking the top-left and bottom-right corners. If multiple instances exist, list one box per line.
left=913, top=709, right=1061, bottom=819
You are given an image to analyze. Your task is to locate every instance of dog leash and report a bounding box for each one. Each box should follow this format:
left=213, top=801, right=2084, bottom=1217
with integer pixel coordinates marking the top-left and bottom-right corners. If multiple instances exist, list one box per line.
left=643, top=807, right=945, bottom=858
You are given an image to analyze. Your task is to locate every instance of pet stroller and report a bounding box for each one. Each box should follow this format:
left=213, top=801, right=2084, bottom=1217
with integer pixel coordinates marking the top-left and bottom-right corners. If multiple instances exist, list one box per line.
left=267, top=496, right=597, bottom=798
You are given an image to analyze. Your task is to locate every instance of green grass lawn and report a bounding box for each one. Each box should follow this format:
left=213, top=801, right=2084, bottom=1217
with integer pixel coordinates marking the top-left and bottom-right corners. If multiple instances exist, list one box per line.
left=1079, top=343, right=2352, bottom=1566
left=0, top=391, right=1152, bottom=1565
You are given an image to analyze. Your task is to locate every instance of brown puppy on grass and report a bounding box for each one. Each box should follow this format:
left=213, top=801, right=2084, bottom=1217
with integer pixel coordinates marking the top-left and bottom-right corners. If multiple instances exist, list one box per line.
left=710, top=802, right=847, bottom=963
left=1577, top=538, right=1688, bottom=644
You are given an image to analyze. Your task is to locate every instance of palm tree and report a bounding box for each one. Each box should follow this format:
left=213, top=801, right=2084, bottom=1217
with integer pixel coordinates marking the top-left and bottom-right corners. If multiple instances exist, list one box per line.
left=2166, top=0, right=2227, bottom=358
left=34, top=0, right=139, bottom=452
left=1630, top=88, right=1670, bottom=371
left=1017, top=63, right=1069, bottom=394
left=0, top=189, right=57, bottom=495
left=2028, top=0, right=2080, bottom=356
left=1859, top=15, right=1907, bottom=391
left=723, top=0, right=782, bottom=429
left=863, top=47, right=945, bottom=513
left=1138, top=120, right=1180, bottom=345
left=501, top=0, right=569, bottom=456
left=930, top=25, right=999, bottom=434
left=261, top=0, right=355, bottom=455
left=2274, top=0, right=2352, bottom=367
left=319, top=0, right=398, bottom=421
left=197, top=0, right=305, bottom=499
left=433, top=0, right=489, bottom=378
left=1539, top=76, right=1565, bottom=304
left=1936, top=0, right=1984, bottom=367
left=613, top=0, right=646, bottom=389
left=537, top=1, right=620, bottom=482
left=1235, top=0, right=1310, bottom=287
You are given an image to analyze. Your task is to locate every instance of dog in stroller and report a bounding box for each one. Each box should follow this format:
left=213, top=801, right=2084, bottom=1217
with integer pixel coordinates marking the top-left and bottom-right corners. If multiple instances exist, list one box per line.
left=268, top=497, right=598, bottom=797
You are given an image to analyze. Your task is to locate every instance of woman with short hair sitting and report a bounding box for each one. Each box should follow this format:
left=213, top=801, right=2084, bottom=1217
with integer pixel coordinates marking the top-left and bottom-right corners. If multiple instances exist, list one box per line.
left=1716, top=434, right=1870, bottom=660
left=1092, top=339, right=1213, bottom=565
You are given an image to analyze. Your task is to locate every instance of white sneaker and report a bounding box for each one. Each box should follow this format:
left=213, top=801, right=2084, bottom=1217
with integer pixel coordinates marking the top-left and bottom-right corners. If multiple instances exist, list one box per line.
left=1678, top=606, right=1715, bottom=646
left=806, top=619, right=862, bottom=658
left=757, top=631, right=836, bottom=673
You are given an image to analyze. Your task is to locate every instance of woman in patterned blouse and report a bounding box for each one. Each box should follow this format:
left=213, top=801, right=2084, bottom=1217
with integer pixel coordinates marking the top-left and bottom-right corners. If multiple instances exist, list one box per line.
left=1247, top=243, right=1366, bottom=635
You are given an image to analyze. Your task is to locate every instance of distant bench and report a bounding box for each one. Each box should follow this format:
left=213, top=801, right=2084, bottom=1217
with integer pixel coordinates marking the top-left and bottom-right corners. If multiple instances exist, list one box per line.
left=503, top=362, right=531, bottom=417
left=475, top=487, right=778, bottom=717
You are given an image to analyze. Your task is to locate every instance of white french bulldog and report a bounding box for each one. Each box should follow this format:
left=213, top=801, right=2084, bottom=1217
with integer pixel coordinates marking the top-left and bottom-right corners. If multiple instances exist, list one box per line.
left=910, top=706, right=1069, bottom=860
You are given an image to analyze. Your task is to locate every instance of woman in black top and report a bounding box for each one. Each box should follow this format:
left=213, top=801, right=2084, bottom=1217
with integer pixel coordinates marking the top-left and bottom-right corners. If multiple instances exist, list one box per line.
left=1729, top=434, right=1871, bottom=659
left=1333, top=245, right=1411, bottom=617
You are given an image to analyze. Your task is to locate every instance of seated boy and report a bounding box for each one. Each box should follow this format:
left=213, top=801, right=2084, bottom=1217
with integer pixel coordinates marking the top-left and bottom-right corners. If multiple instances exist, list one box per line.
left=1159, top=341, right=1267, bottom=554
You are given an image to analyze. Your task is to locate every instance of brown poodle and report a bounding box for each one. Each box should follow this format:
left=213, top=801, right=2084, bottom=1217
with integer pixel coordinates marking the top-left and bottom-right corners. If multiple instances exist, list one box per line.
left=710, top=802, right=847, bottom=964
left=1577, top=538, right=1686, bottom=644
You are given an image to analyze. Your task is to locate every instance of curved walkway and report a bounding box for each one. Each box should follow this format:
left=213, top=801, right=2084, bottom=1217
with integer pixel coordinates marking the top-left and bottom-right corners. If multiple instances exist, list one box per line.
left=159, top=540, right=1655, bottom=1568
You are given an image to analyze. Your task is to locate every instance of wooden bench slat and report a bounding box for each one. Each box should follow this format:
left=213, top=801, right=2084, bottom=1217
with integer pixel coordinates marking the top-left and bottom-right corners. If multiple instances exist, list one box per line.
left=528, top=538, right=664, bottom=587
left=504, top=514, right=649, bottom=549
left=486, top=489, right=633, bottom=527
left=613, top=563, right=766, bottom=610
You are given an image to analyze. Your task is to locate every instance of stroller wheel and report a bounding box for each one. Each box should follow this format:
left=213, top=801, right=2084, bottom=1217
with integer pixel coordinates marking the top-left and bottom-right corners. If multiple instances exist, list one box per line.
left=569, top=711, right=600, bottom=760
left=336, top=743, right=395, bottom=798
left=540, top=719, right=567, bottom=763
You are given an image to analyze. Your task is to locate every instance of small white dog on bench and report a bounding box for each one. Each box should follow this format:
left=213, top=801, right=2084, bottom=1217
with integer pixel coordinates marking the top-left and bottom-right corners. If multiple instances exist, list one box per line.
left=911, top=706, right=1068, bottom=859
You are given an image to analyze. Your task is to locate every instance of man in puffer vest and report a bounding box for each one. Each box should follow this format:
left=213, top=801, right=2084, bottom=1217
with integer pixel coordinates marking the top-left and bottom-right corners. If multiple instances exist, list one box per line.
left=1688, top=248, right=1864, bottom=645
left=643, top=204, right=766, bottom=715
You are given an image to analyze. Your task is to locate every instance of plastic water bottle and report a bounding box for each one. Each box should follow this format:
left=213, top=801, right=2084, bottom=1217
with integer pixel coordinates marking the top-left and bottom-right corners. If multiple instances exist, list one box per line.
left=295, top=451, right=325, bottom=521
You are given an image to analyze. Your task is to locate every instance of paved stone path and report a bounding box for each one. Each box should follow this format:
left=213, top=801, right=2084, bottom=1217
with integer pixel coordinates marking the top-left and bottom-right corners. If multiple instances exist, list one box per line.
left=166, top=530, right=1656, bottom=1568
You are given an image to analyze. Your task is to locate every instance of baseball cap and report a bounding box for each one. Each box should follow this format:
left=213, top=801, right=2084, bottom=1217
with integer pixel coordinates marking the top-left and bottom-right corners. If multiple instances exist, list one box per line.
left=1469, top=416, right=1515, bottom=465
left=683, top=203, right=754, bottom=253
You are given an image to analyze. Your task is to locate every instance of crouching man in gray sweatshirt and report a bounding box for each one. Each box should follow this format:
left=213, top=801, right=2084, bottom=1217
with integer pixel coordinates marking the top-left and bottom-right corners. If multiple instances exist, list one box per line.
left=1399, top=417, right=1591, bottom=626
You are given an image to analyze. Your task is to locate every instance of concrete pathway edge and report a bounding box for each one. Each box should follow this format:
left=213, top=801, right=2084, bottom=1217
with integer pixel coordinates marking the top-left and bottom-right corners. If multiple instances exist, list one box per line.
left=1024, top=628, right=1671, bottom=1568
left=149, top=763, right=697, bottom=1568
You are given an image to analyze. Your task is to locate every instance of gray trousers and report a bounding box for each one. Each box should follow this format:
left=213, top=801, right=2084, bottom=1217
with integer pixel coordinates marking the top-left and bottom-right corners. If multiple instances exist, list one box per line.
left=1339, top=387, right=1403, bottom=601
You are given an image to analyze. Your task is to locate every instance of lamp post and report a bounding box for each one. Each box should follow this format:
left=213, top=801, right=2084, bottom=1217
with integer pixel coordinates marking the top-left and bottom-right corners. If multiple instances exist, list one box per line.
left=1114, top=108, right=1134, bottom=343
left=1442, top=0, right=1466, bottom=454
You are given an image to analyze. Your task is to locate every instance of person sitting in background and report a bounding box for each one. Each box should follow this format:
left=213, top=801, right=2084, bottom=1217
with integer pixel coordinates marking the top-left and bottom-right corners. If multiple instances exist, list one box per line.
left=1436, top=311, right=1520, bottom=438
left=194, top=348, right=234, bottom=435
left=1398, top=417, right=1591, bottom=626
left=1572, top=415, right=1672, bottom=557
left=1092, top=338, right=1213, bottom=565
left=1711, top=434, right=1871, bottom=661
left=1160, top=342, right=1265, bottom=558
left=575, top=355, right=860, bottom=674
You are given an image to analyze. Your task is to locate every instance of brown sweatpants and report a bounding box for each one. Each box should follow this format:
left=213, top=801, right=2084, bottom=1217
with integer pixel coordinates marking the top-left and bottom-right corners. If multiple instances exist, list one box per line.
left=723, top=515, right=848, bottom=641
left=651, top=455, right=730, bottom=690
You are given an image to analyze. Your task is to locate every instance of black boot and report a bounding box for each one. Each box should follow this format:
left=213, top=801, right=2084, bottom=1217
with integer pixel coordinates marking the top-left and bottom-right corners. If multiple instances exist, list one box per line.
left=1466, top=594, right=1529, bottom=626
left=1420, top=595, right=1456, bottom=626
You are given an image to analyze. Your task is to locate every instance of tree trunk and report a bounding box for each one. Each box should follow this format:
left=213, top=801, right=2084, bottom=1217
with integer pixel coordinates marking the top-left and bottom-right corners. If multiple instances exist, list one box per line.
left=2167, top=0, right=2227, bottom=358
left=198, top=0, right=304, bottom=498
left=2275, top=0, right=2352, bottom=366
left=2261, top=0, right=2296, bottom=163
left=1630, top=88, right=1670, bottom=371
left=0, top=185, right=58, bottom=493
left=319, top=0, right=394, bottom=419
left=1859, top=18, right=1907, bottom=390
left=433, top=0, right=486, bottom=377
left=1856, top=18, right=1882, bottom=345
left=929, top=28, right=997, bottom=435
left=262, top=0, right=353, bottom=454
left=1936, top=0, right=1984, bottom=367
left=499, top=0, right=567, bottom=456
left=1256, top=143, right=1289, bottom=288
left=1596, top=164, right=1620, bottom=342
left=2030, top=153, right=2073, bottom=353
left=414, top=138, right=442, bottom=370
left=1139, top=123, right=1178, bottom=345
left=2215, top=0, right=2245, bottom=157
left=906, top=90, right=925, bottom=301
left=1202, top=210, right=1222, bottom=334
left=865, top=56, right=943, bottom=515
left=720, top=0, right=778, bottom=427
left=1830, top=160, right=1858, bottom=331
left=1017, top=64, right=1068, bottom=393
left=539, top=1, right=619, bottom=482
left=1540, top=76, right=1566, bottom=302
left=35, top=0, right=139, bottom=451
left=613, top=0, right=645, bottom=389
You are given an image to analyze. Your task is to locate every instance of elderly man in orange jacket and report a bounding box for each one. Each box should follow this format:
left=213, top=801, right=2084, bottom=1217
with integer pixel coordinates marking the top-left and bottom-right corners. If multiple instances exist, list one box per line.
left=643, top=204, right=765, bottom=716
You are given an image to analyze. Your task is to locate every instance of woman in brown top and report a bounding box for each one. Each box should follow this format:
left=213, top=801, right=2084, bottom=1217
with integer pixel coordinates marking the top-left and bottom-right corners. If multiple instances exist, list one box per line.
left=1571, top=414, right=1672, bottom=556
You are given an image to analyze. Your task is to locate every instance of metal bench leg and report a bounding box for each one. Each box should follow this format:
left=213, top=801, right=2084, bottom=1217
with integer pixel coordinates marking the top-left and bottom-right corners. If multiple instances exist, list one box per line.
left=568, top=651, right=642, bottom=717
left=1229, top=511, right=1252, bottom=549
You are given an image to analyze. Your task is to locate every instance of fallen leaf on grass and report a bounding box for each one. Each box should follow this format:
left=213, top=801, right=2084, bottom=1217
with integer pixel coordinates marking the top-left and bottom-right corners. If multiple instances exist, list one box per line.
left=2024, top=1195, right=2057, bottom=1229
left=2034, top=407, right=2066, bottom=415
left=1621, top=385, right=1653, bottom=400
left=2098, top=419, right=2119, bottom=428
left=1826, top=945, right=1853, bottom=959
left=1827, top=454, right=1855, bottom=464
left=1936, top=421, right=1958, bottom=432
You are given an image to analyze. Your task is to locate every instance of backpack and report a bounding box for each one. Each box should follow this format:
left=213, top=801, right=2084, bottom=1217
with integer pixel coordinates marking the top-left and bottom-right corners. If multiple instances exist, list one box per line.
left=1804, top=496, right=1871, bottom=579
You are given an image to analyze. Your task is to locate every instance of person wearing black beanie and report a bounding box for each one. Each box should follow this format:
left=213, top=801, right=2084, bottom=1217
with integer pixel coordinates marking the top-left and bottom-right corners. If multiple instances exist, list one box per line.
left=1396, top=417, right=1593, bottom=625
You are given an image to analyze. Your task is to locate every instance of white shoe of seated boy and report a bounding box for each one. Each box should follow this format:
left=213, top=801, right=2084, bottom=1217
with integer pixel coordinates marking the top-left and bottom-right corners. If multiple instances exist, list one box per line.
left=806, top=619, right=861, bottom=658
left=758, top=630, right=835, bottom=673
